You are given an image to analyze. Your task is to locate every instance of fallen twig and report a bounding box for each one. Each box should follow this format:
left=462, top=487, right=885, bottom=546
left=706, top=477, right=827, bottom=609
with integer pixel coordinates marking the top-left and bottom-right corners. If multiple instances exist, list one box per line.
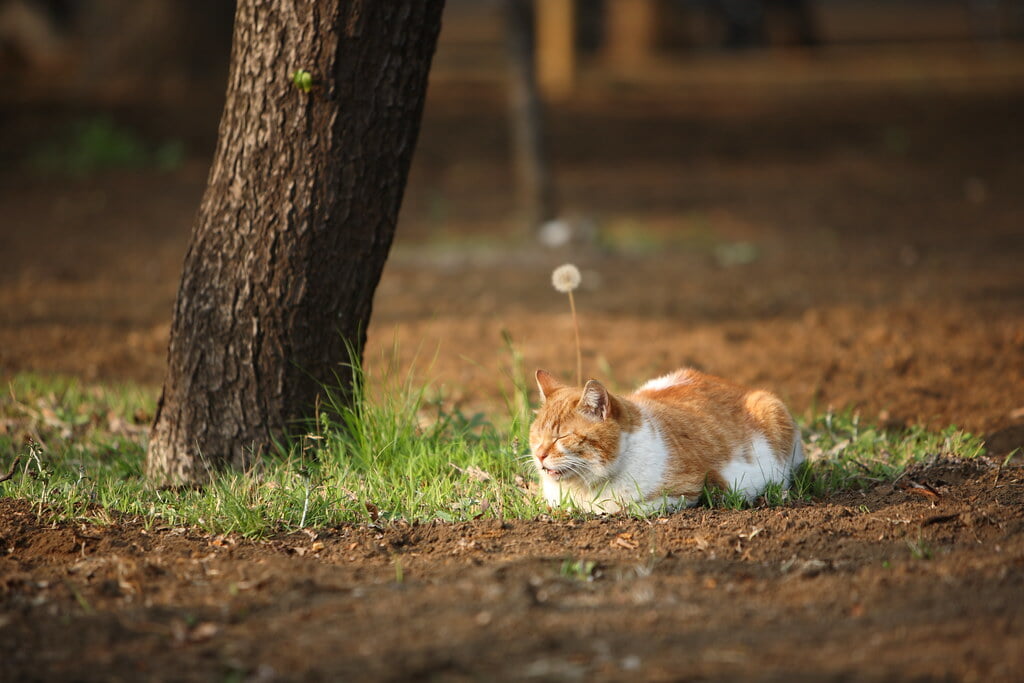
left=922, top=513, right=959, bottom=526
left=897, top=479, right=941, bottom=501
left=0, top=456, right=21, bottom=484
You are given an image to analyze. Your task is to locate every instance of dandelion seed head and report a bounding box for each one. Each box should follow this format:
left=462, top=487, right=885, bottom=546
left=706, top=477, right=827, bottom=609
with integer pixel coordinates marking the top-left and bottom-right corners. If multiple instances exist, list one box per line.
left=552, top=264, right=581, bottom=293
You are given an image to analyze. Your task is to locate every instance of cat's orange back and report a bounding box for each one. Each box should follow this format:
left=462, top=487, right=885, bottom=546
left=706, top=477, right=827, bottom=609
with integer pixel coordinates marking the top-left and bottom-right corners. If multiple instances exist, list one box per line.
left=632, top=369, right=799, bottom=498
left=529, top=368, right=803, bottom=512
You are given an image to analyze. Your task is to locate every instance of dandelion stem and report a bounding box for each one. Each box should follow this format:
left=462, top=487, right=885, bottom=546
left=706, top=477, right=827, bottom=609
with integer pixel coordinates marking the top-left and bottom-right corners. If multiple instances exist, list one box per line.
left=551, top=263, right=583, bottom=385
left=568, top=290, right=582, bottom=386
left=300, top=471, right=311, bottom=528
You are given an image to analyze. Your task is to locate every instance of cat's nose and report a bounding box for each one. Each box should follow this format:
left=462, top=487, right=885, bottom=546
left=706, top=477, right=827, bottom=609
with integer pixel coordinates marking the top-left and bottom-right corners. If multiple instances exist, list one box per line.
left=536, top=446, right=550, bottom=463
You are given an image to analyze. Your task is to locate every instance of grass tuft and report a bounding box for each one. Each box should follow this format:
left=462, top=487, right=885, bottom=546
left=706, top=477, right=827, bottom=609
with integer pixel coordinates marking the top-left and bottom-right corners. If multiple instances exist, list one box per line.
left=688, top=410, right=985, bottom=510
left=0, top=373, right=988, bottom=533
left=560, top=558, right=598, bottom=582
left=1, top=369, right=545, bottom=536
left=906, top=534, right=935, bottom=560
left=793, top=410, right=985, bottom=501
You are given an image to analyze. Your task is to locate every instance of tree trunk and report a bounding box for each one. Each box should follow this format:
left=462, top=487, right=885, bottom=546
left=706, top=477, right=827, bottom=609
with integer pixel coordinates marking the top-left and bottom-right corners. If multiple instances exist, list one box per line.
left=147, top=0, right=446, bottom=484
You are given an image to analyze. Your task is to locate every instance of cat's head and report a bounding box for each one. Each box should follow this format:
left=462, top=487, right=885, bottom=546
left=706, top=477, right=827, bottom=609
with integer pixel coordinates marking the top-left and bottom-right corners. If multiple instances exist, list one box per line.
left=528, top=369, right=626, bottom=485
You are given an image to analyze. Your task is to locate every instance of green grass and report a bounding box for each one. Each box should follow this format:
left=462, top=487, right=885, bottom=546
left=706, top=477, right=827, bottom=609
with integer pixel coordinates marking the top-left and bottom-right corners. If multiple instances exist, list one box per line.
left=593, top=216, right=762, bottom=267
left=29, top=116, right=184, bottom=175
left=1, top=370, right=544, bottom=536
left=791, top=411, right=985, bottom=501
left=699, top=411, right=986, bottom=509
left=0, top=372, right=988, bottom=536
left=906, top=534, right=935, bottom=561
left=560, top=558, right=598, bottom=582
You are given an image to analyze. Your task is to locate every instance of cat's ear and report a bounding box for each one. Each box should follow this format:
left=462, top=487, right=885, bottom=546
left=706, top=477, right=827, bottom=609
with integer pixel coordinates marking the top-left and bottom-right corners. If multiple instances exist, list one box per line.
left=577, top=380, right=611, bottom=421
left=535, top=369, right=563, bottom=403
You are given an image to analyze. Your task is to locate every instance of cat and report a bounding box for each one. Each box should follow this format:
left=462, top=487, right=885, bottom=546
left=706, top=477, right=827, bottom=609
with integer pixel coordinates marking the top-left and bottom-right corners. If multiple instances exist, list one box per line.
left=529, top=368, right=804, bottom=513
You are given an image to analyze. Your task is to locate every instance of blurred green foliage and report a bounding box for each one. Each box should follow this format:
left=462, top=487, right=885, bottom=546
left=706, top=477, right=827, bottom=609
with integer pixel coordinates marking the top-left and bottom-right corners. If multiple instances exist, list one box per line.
left=31, top=116, right=184, bottom=175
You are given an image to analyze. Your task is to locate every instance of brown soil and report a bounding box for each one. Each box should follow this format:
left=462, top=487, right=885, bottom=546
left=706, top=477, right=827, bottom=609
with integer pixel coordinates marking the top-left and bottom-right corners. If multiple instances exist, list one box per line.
left=2, top=47, right=1024, bottom=680
left=3, top=458, right=1023, bottom=681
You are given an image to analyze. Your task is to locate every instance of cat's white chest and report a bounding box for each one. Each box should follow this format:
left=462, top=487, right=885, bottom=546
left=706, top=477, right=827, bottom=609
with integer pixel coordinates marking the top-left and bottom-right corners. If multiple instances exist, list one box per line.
left=541, top=410, right=671, bottom=513
left=609, top=413, right=668, bottom=498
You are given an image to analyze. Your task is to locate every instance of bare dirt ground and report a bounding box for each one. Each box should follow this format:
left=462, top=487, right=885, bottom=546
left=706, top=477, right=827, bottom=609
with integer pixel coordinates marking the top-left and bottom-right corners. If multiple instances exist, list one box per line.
left=2, top=458, right=1023, bottom=681
left=1, top=47, right=1024, bottom=680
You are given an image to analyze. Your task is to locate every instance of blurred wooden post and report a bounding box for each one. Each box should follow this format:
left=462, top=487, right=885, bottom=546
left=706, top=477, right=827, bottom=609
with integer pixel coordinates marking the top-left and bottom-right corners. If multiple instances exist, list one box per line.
left=535, top=0, right=574, bottom=98
left=605, top=0, right=656, bottom=72
left=506, top=0, right=557, bottom=231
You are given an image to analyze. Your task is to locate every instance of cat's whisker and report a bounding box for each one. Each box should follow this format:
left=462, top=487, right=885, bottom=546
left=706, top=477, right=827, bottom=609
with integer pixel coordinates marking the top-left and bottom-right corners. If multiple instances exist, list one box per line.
left=560, top=459, right=590, bottom=479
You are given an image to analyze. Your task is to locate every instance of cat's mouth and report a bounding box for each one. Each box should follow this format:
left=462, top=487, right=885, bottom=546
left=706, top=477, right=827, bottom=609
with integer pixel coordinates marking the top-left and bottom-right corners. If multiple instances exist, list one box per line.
left=541, top=465, right=567, bottom=480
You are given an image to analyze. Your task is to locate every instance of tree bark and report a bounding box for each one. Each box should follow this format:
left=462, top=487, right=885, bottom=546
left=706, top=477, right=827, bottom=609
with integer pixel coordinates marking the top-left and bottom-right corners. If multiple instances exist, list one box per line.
left=147, top=0, right=445, bottom=484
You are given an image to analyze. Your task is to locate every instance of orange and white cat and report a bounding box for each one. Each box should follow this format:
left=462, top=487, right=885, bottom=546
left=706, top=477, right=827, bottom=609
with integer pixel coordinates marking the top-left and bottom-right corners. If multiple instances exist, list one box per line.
left=529, top=368, right=804, bottom=513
